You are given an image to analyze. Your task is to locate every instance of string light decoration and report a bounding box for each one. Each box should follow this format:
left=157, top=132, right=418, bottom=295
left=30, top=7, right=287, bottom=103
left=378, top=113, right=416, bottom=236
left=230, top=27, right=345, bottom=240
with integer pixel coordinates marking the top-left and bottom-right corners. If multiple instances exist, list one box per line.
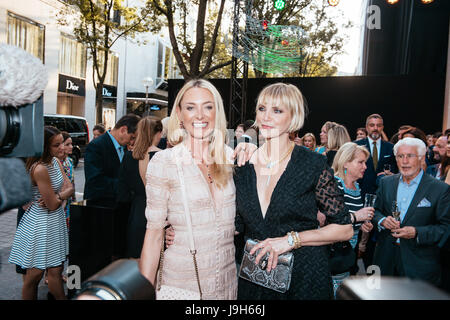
left=387, top=0, right=434, bottom=4
left=274, top=0, right=286, bottom=11
left=328, top=0, right=340, bottom=6
left=230, top=14, right=309, bottom=74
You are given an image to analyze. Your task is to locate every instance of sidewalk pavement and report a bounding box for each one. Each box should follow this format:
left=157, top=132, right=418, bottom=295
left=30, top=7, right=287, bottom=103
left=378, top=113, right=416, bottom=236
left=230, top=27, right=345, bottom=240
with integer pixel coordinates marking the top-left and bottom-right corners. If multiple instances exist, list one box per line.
left=0, top=160, right=85, bottom=300
left=0, top=209, right=49, bottom=300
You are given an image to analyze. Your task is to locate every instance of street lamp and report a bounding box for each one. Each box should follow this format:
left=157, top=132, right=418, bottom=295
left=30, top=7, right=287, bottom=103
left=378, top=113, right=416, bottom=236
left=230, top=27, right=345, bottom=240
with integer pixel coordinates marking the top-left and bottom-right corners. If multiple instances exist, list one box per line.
left=141, top=77, right=154, bottom=114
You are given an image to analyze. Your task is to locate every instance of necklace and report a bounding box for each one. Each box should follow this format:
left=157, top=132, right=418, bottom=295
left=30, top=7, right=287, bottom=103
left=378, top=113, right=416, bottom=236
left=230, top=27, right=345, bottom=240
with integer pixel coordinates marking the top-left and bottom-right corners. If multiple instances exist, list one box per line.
left=205, top=164, right=213, bottom=184
left=261, top=142, right=295, bottom=186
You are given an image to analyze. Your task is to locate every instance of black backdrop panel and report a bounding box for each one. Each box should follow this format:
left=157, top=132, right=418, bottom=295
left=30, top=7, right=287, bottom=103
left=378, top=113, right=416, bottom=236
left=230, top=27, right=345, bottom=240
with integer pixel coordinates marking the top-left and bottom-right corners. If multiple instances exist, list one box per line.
left=168, top=75, right=446, bottom=141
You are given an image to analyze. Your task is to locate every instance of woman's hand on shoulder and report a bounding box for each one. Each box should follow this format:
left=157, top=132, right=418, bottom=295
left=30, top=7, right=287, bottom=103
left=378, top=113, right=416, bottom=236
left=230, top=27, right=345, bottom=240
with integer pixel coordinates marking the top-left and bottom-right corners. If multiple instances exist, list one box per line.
left=233, top=142, right=257, bottom=167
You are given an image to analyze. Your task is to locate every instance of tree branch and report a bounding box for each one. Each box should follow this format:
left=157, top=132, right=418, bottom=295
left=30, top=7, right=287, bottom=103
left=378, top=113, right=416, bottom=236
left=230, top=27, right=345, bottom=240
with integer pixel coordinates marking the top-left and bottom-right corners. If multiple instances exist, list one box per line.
left=200, top=0, right=226, bottom=75
left=202, top=59, right=232, bottom=77
left=190, top=0, right=208, bottom=75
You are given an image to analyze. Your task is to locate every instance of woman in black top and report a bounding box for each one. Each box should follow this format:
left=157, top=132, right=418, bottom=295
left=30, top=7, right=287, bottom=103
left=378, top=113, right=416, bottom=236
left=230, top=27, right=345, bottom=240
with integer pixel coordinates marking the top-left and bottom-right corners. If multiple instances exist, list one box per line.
left=234, top=83, right=353, bottom=300
left=117, top=117, right=163, bottom=258
left=325, top=124, right=351, bottom=167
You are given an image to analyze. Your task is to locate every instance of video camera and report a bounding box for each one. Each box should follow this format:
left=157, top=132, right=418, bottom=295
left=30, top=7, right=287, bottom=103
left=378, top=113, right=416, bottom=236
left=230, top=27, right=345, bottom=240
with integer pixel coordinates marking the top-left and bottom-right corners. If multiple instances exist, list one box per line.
left=0, top=44, right=47, bottom=213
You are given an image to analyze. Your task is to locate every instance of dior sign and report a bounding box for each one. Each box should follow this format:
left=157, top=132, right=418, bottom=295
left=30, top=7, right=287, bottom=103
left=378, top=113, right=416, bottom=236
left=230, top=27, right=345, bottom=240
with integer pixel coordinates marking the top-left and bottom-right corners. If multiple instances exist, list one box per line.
left=58, top=74, right=85, bottom=96
left=66, top=80, right=79, bottom=91
left=101, top=84, right=117, bottom=98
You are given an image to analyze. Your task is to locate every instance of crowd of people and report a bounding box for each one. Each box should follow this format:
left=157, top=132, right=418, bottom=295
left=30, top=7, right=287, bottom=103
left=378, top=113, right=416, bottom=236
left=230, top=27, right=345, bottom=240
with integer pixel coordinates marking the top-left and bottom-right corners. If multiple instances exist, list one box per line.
left=7, top=79, right=450, bottom=300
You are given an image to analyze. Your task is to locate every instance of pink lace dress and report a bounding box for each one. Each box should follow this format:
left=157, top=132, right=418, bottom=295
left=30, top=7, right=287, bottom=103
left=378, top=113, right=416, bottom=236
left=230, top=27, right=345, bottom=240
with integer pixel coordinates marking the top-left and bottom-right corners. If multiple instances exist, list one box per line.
left=145, top=143, right=237, bottom=300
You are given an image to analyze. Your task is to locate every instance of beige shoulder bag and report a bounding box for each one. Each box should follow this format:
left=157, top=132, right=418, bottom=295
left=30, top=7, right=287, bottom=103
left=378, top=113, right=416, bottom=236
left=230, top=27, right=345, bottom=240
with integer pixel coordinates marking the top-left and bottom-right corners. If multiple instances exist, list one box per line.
left=156, top=159, right=202, bottom=300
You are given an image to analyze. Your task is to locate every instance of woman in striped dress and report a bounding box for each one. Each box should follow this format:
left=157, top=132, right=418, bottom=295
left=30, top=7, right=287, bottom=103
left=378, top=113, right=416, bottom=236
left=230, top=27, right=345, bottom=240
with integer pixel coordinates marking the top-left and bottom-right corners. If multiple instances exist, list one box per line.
left=330, top=142, right=375, bottom=296
left=9, top=126, right=74, bottom=300
left=58, top=131, right=76, bottom=228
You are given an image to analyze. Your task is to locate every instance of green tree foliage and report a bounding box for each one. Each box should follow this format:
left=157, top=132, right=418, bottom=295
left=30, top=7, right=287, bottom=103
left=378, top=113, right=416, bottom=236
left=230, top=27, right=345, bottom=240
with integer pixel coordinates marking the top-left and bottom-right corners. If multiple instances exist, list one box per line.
left=247, top=0, right=352, bottom=78
left=150, top=0, right=351, bottom=79
left=147, top=0, right=231, bottom=79
left=57, top=0, right=152, bottom=123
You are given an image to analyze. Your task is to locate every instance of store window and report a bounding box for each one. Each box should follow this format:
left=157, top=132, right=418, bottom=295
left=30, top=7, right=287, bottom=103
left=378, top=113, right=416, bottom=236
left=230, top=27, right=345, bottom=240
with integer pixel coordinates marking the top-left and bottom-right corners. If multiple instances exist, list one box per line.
left=59, top=34, right=87, bottom=79
left=98, top=50, right=119, bottom=86
left=7, top=11, right=45, bottom=62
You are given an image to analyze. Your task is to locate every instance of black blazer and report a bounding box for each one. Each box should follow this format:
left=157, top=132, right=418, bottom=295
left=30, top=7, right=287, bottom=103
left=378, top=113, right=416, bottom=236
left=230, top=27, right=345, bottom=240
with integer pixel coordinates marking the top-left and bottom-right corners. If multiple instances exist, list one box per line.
left=83, top=132, right=121, bottom=207
left=355, top=138, right=398, bottom=197
left=372, top=173, right=450, bottom=286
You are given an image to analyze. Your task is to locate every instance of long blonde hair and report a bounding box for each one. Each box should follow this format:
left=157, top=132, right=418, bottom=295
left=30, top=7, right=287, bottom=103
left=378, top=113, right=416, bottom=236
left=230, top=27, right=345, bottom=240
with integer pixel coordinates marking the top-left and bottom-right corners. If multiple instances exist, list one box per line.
left=167, top=79, right=232, bottom=188
left=132, top=117, right=163, bottom=160
left=327, top=124, right=351, bottom=151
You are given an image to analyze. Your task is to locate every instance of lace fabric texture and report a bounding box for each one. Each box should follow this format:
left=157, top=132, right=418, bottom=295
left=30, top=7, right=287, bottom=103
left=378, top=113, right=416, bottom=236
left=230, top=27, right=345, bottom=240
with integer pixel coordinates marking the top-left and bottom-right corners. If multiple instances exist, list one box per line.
left=145, top=144, right=237, bottom=300
left=234, top=146, right=350, bottom=300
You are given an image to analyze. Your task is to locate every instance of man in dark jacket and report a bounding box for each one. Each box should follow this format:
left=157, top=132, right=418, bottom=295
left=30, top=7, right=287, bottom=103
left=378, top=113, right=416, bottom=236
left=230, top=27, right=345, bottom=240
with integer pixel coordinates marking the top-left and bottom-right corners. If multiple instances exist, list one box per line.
left=83, top=114, right=140, bottom=259
left=355, top=114, right=398, bottom=268
left=84, top=114, right=140, bottom=207
left=372, top=137, right=450, bottom=287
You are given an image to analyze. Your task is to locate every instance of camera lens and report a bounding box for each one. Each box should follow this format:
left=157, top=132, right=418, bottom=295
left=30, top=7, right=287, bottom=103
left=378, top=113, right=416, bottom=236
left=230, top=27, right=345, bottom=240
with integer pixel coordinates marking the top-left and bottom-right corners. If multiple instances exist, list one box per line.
left=0, top=107, right=21, bottom=155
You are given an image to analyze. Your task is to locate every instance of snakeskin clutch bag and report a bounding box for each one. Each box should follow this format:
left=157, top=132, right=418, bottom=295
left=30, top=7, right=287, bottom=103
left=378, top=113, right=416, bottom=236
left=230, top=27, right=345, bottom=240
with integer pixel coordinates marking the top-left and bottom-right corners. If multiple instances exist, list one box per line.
left=238, top=239, right=294, bottom=293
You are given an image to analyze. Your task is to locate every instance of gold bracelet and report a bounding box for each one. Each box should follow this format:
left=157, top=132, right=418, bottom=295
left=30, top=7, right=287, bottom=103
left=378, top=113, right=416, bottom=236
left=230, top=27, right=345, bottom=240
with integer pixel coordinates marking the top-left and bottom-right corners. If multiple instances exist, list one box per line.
left=292, top=231, right=302, bottom=249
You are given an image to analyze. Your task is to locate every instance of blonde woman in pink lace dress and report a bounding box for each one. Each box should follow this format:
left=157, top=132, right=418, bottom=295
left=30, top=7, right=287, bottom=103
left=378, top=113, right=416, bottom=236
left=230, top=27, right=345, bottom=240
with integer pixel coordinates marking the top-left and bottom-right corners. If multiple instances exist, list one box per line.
left=139, top=79, right=237, bottom=299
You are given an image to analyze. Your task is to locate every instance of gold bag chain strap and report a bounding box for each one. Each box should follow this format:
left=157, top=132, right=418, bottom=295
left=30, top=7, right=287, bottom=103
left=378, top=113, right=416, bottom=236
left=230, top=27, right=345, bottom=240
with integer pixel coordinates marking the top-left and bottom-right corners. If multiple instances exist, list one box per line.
left=157, top=157, right=202, bottom=299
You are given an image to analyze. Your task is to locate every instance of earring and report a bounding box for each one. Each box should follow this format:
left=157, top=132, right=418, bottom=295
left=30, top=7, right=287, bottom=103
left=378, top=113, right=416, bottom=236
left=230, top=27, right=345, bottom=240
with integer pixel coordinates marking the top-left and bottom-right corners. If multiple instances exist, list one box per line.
left=180, top=121, right=184, bottom=129
left=344, top=168, right=347, bottom=175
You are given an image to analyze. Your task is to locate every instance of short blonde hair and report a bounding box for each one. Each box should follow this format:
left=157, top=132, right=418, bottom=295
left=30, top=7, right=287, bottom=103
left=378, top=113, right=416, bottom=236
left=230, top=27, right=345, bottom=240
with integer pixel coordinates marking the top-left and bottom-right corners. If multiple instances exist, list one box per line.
left=302, top=132, right=316, bottom=150
left=167, top=79, right=232, bottom=188
left=327, top=124, right=351, bottom=151
left=254, top=83, right=307, bottom=133
left=332, top=142, right=370, bottom=179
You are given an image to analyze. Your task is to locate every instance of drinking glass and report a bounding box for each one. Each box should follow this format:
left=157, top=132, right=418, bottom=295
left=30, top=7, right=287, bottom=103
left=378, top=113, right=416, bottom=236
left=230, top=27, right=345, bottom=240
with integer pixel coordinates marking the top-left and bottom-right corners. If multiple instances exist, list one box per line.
left=392, top=200, right=401, bottom=238
left=364, top=194, right=377, bottom=208
left=363, top=194, right=377, bottom=224
left=392, top=200, right=400, bottom=221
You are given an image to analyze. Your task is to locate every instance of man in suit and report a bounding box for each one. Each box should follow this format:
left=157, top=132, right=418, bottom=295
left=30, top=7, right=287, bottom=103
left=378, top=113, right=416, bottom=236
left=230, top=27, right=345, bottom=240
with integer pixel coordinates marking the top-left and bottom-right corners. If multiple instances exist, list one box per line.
left=83, top=114, right=140, bottom=260
left=355, top=114, right=398, bottom=195
left=372, top=137, right=450, bottom=287
left=426, top=135, right=447, bottom=180
left=84, top=114, right=140, bottom=207
left=355, top=114, right=398, bottom=268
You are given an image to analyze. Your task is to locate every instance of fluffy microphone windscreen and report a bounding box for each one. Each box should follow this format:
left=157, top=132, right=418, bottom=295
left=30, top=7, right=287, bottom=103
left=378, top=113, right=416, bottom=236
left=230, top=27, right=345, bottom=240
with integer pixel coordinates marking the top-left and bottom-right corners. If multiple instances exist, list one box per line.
left=0, top=158, right=32, bottom=212
left=0, top=44, right=48, bottom=107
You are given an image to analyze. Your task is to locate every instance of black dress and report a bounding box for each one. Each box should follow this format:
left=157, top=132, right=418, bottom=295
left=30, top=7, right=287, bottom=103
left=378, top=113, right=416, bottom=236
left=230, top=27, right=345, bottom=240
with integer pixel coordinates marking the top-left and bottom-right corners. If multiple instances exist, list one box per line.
left=117, top=151, right=157, bottom=258
left=234, top=146, right=351, bottom=300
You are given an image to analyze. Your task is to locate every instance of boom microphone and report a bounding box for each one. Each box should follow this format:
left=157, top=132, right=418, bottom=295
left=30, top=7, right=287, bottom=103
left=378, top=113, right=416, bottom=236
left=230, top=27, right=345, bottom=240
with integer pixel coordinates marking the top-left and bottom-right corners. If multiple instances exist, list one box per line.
left=0, top=44, right=48, bottom=214
left=0, top=158, right=32, bottom=212
left=0, top=44, right=48, bottom=107
left=0, top=44, right=48, bottom=157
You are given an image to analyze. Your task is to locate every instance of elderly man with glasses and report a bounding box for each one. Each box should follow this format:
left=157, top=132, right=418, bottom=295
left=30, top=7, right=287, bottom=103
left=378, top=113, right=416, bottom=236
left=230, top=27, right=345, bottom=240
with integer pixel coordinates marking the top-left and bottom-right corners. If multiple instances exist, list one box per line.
left=371, top=137, right=450, bottom=288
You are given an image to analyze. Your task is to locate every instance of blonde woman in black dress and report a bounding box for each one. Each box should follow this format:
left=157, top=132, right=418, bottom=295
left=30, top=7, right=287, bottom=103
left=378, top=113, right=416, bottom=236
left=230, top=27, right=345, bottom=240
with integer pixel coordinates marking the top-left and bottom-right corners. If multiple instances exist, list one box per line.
left=234, top=83, right=353, bottom=300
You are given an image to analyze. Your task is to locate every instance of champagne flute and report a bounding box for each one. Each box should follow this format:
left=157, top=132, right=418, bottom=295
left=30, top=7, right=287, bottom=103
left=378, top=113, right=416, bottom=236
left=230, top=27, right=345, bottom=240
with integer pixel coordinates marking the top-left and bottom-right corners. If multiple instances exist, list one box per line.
left=392, top=200, right=401, bottom=238
left=364, top=194, right=377, bottom=224
left=392, top=200, right=400, bottom=222
left=364, top=194, right=377, bottom=208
